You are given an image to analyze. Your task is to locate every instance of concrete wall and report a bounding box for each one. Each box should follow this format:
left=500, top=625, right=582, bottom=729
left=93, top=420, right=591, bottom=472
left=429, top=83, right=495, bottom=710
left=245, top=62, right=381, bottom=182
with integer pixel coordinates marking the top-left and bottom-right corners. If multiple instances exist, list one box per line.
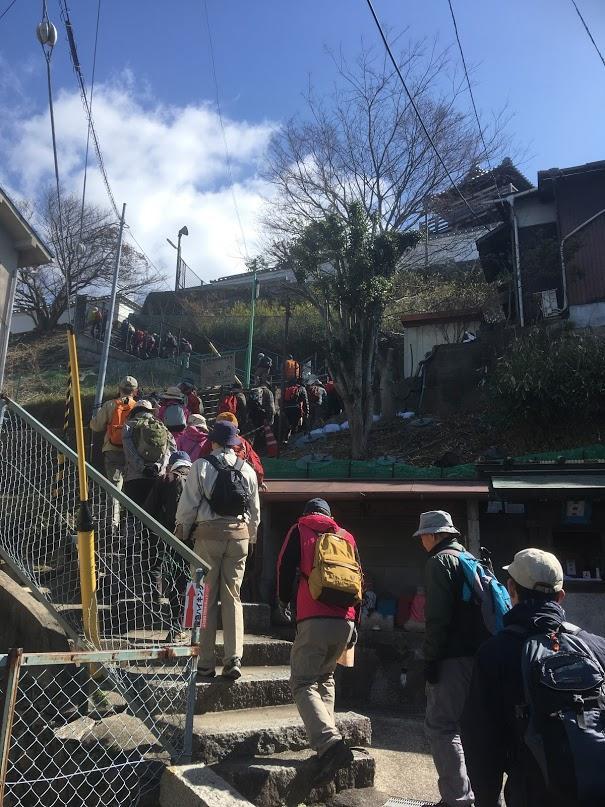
left=404, top=319, right=480, bottom=378
left=0, top=570, right=69, bottom=653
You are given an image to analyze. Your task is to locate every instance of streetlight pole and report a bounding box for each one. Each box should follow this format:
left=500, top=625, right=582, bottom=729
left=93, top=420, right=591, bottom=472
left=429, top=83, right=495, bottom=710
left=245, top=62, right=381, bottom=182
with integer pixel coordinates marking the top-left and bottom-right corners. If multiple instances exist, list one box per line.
left=171, top=225, right=188, bottom=292
left=244, top=266, right=258, bottom=388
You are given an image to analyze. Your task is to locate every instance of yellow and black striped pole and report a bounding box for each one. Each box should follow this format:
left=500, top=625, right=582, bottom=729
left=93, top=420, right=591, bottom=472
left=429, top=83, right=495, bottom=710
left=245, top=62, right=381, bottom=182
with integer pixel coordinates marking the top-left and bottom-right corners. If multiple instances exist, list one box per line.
left=67, top=326, right=101, bottom=649
left=52, top=374, right=72, bottom=498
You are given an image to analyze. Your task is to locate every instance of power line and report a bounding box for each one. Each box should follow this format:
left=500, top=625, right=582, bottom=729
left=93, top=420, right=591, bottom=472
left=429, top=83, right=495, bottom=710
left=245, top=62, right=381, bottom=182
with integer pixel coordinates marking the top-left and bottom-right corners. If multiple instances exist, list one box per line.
left=202, top=0, right=249, bottom=258
left=363, top=0, right=487, bottom=229
left=570, top=0, right=605, bottom=70
left=446, top=0, right=505, bottom=206
left=58, top=0, right=120, bottom=220
left=78, top=0, right=102, bottom=241
left=0, top=0, right=18, bottom=21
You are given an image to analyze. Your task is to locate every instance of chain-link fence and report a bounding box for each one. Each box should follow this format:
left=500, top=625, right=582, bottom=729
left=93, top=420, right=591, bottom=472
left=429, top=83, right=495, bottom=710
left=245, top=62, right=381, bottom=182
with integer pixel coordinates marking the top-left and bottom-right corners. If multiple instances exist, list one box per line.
left=0, top=397, right=209, bottom=790
left=0, top=646, right=199, bottom=807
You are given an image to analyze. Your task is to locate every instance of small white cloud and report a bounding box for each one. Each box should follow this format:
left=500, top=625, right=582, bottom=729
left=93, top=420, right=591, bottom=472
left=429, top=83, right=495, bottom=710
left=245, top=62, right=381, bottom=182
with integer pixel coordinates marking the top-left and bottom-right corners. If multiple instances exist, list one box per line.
left=2, top=73, right=276, bottom=284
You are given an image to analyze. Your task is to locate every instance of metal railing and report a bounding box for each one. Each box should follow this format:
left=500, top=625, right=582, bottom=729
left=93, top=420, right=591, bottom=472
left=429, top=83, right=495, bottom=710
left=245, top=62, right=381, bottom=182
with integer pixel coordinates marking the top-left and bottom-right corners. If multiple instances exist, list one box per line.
left=0, top=646, right=200, bottom=806
left=0, top=397, right=209, bottom=772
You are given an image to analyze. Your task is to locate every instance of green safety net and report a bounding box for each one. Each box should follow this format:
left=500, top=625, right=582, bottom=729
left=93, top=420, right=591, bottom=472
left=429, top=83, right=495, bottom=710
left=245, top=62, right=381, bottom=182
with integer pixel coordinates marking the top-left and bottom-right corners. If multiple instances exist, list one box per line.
left=263, top=445, right=605, bottom=480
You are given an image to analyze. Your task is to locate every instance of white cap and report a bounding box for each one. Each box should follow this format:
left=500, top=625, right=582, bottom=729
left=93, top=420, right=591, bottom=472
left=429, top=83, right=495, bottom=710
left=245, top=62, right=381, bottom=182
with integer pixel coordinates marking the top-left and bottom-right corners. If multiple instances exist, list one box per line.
left=503, top=548, right=564, bottom=594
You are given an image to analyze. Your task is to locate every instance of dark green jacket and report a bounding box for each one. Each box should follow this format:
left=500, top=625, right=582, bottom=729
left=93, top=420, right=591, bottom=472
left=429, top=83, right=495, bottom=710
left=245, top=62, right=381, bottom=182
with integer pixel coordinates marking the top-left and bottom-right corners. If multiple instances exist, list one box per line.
left=423, top=537, right=478, bottom=662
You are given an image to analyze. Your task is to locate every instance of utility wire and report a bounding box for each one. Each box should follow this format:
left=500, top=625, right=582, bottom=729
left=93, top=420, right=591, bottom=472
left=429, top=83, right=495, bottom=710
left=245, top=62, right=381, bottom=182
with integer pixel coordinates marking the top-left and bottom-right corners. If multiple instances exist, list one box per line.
left=78, top=0, right=102, bottom=242
left=570, top=0, right=605, bottom=70
left=202, top=0, right=249, bottom=258
left=0, top=0, right=18, bottom=22
left=364, top=0, right=487, bottom=229
left=58, top=0, right=119, bottom=219
left=446, top=0, right=504, bottom=206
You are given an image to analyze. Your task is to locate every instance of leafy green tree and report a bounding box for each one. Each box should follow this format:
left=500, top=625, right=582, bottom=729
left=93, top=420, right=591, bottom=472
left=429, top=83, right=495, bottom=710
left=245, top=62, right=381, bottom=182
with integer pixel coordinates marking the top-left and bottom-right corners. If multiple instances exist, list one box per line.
left=287, top=202, right=419, bottom=457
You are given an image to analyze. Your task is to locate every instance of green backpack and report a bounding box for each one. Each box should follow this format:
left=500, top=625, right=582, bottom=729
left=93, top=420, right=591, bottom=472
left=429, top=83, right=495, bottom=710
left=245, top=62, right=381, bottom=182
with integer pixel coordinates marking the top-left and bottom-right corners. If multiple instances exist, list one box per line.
left=131, top=416, right=169, bottom=464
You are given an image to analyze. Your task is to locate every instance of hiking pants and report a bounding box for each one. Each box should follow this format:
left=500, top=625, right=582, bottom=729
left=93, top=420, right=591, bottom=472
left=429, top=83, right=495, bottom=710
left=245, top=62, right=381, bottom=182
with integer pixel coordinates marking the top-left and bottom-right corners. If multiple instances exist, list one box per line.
left=425, top=656, right=475, bottom=807
left=290, top=618, right=354, bottom=756
left=104, top=450, right=125, bottom=526
left=191, top=520, right=249, bottom=669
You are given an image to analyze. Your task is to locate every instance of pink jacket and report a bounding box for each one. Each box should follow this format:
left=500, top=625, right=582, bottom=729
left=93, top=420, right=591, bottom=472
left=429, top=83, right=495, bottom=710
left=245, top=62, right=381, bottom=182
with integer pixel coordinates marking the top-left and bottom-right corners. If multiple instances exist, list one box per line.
left=280, top=513, right=358, bottom=622
left=175, top=426, right=210, bottom=462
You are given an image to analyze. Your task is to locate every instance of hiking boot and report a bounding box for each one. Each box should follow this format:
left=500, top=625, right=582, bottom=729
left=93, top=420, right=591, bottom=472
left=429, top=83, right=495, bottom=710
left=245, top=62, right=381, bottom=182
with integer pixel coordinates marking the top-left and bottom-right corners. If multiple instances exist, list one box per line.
left=196, top=666, right=216, bottom=678
left=314, top=739, right=354, bottom=781
left=222, top=658, right=242, bottom=679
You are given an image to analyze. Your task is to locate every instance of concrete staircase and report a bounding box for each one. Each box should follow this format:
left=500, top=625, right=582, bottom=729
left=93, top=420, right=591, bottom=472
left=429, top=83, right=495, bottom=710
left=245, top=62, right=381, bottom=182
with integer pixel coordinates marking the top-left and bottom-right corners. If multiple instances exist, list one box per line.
left=161, top=603, right=375, bottom=807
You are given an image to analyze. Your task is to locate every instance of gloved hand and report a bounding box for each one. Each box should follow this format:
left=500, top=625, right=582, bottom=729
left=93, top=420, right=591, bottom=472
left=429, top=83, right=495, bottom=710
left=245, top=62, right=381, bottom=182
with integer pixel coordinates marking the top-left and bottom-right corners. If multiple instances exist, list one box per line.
left=424, top=660, right=441, bottom=685
left=347, top=625, right=358, bottom=649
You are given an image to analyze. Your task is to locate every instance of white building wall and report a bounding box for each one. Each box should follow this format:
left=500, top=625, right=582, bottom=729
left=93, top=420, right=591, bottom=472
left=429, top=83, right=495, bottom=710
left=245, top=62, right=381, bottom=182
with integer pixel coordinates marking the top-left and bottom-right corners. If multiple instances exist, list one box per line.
left=404, top=318, right=481, bottom=378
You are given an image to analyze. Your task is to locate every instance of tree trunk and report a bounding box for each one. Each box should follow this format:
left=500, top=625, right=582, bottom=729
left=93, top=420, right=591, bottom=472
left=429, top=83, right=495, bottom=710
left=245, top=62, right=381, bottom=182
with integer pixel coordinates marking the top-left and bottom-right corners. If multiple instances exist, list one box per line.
left=379, top=346, right=397, bottom=420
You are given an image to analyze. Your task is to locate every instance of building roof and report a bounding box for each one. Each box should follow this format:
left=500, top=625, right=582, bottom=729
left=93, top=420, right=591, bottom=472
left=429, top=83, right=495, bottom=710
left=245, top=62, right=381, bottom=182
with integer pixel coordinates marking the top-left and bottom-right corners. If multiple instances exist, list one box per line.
left=401, top=309, right=482, bottom=327
left=0, top=186, right=53, bottom=267
left=261, top=479, right=489, bottom=501
left=538, top=160, right=605, bottom=184
left=490, top=471, right=605, bottom=499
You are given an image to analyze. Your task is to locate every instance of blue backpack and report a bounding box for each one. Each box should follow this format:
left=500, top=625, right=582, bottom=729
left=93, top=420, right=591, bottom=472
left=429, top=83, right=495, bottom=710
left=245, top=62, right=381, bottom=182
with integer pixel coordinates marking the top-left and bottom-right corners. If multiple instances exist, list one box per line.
left=439, top=547, right=511, bottom=636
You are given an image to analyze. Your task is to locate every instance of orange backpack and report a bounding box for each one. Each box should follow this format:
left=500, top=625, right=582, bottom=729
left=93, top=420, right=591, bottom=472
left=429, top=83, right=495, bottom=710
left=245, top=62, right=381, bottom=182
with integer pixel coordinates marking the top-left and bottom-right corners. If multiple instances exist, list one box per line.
left=107, top=398, right=136, bottom=446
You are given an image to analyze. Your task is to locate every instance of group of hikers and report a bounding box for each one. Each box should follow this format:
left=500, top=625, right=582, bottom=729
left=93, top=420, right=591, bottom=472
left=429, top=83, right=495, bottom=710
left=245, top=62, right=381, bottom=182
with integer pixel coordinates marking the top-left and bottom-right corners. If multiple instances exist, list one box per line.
left=87, top=307, right=193, bottom=367
left=89, top=375, right=605, bottom=806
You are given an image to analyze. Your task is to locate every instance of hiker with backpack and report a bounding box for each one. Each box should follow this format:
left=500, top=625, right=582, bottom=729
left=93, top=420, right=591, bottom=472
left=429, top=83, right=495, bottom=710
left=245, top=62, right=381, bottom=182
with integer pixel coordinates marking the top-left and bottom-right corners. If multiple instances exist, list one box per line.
left=282, top=380, right=309, bottom=441
left=218, top=382, right=247, bottom=430
left=255, top=352, right=272, bottom=385
left=179, top=380, right=203, bottom=415
left=176, top=414, right=210, bottom=462
left=415, top=510, right=504, bottom=807
left=276, top=498, right=363, bottom=780
left=163, top=330, right=178, bottom=360
left=175, top=420, right=260, bottom=680
left=179, top=337, right=193, bottom=369
left=90, top=376, right=139, bottom=499
left=213, top=412, right=266, bottom=488
left=157, top=386, right=189, bottom=435
left=122, top=400, right=176, bottom=506
left=144, top=450, right=193, bottom=641
left=462, top=548, right=605, bottom=807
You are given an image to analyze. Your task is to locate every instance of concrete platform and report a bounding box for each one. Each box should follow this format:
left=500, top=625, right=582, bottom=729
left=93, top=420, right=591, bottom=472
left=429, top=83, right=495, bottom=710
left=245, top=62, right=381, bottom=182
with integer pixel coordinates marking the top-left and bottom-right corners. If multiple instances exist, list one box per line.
left=160, top=764, right=253, bottom=807
left=213, top=747, right=374, bottom=807
left=217, top=603, right=271, bottom=635
left=196, top=666, right=292, bottom=714
left=188, top=706, right=371, bottom=763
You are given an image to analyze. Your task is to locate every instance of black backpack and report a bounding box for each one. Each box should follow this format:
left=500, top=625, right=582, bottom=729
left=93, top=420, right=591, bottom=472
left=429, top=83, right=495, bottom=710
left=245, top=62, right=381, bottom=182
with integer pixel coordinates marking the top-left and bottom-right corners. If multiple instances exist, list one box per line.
left=205, top=455, right=250, bottom=518
left=511, top=622, right=605, bottom=805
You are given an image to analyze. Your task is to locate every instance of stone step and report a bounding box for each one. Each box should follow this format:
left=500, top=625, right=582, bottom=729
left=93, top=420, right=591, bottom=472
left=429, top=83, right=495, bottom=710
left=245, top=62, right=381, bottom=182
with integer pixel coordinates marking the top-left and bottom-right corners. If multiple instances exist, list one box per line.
left=212, top=748, right=375, bottom=807
left=196, top=666, right=292, bottom=714
left=188, top=706, right=371, bottom=764
left=213, top=633, right=292, bottom=667
left=217, top=602, right=271, bottom=635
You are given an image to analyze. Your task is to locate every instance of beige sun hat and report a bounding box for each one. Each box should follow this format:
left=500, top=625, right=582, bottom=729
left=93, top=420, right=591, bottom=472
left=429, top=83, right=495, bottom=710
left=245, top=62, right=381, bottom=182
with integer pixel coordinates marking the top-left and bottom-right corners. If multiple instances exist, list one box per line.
left=503, top=548, right=564, bottom=594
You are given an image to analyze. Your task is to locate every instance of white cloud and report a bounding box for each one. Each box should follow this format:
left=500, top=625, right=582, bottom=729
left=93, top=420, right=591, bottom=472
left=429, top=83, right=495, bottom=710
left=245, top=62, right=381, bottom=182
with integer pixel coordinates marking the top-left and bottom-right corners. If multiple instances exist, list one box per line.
left=2, top=74, right=276, bottom=286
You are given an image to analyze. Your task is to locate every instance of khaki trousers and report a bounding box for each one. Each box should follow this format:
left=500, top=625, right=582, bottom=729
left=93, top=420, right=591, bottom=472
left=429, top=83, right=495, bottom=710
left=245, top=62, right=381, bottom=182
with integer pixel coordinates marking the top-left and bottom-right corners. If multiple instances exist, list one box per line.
left=290, top=618, right=354, bottom=755
left=191, top=520, right=249, bottom=669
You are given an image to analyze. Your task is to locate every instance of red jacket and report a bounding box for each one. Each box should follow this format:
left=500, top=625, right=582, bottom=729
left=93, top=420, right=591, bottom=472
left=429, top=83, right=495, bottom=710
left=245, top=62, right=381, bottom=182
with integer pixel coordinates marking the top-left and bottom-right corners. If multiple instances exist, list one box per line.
left=199, top=435, right=264, bottom=485
left=277, top=513, right=358, bottom=622
left=176, top=426, right=210, bottom=462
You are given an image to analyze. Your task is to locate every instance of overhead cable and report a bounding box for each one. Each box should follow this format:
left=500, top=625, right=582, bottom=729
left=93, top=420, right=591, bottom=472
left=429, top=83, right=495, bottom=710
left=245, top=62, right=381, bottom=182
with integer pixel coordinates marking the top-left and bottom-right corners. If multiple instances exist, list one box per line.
left=363, top=0, right=486, bottom=229
left=446, top=0, right=505, bottom=205
left=78, top=0, right=102, bottom=242
left=0, top=0, right=19, bottom=22
left=570, top=0, right=605, bottom=70
left=58, top=0, right=120, bottom=220
left=202, top=0, right=249, bottom=258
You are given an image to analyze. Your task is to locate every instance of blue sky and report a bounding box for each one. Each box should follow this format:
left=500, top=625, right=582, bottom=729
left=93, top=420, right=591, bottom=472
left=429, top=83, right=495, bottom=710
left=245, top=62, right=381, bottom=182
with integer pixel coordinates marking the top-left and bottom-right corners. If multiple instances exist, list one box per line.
left=0, top=0, right=603, bottom=283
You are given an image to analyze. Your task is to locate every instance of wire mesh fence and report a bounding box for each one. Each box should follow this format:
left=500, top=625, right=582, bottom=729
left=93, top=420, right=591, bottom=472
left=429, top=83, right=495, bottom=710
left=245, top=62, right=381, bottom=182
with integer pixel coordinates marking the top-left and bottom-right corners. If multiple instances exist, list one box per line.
left=0, top=647, right=198, bottom=807
left=0, top=397, right=208, bottom=779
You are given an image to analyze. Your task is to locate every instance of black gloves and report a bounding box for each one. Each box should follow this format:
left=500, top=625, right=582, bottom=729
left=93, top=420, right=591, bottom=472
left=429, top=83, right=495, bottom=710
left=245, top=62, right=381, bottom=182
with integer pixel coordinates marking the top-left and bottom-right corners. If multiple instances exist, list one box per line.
left=424, top=660, right=441, bottom=685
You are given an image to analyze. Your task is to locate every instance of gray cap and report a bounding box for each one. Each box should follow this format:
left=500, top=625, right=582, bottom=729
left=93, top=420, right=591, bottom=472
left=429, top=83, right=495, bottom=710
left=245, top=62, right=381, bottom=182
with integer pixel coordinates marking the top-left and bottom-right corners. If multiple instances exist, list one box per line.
left=303, top=498, right=331, bottom=517
left=119, top=375, right=138, bottom=392
left=503, top=548, right=564, bottom=594
left=413, top=510, right=460, bottom=538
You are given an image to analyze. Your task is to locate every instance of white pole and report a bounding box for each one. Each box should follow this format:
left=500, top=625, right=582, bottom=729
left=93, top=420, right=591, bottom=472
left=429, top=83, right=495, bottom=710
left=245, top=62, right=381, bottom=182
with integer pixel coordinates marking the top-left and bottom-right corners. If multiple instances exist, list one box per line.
left=94, top=202, right=126, bottom=409
left=0, top=267, right=18, bottom=392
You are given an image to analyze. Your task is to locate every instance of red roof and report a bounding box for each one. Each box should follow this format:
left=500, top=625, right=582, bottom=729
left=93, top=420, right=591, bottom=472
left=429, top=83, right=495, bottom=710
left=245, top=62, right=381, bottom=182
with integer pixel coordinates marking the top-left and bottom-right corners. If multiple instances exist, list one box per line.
left=261, top=480, right=489, bottom=501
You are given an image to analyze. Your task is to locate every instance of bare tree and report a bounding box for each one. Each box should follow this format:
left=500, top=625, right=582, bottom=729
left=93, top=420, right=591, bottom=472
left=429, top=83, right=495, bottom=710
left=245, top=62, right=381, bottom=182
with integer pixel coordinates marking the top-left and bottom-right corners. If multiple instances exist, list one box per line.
left=16, top=189, right=164, bottom=332
left=263, top=40, right=507, bottom=241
